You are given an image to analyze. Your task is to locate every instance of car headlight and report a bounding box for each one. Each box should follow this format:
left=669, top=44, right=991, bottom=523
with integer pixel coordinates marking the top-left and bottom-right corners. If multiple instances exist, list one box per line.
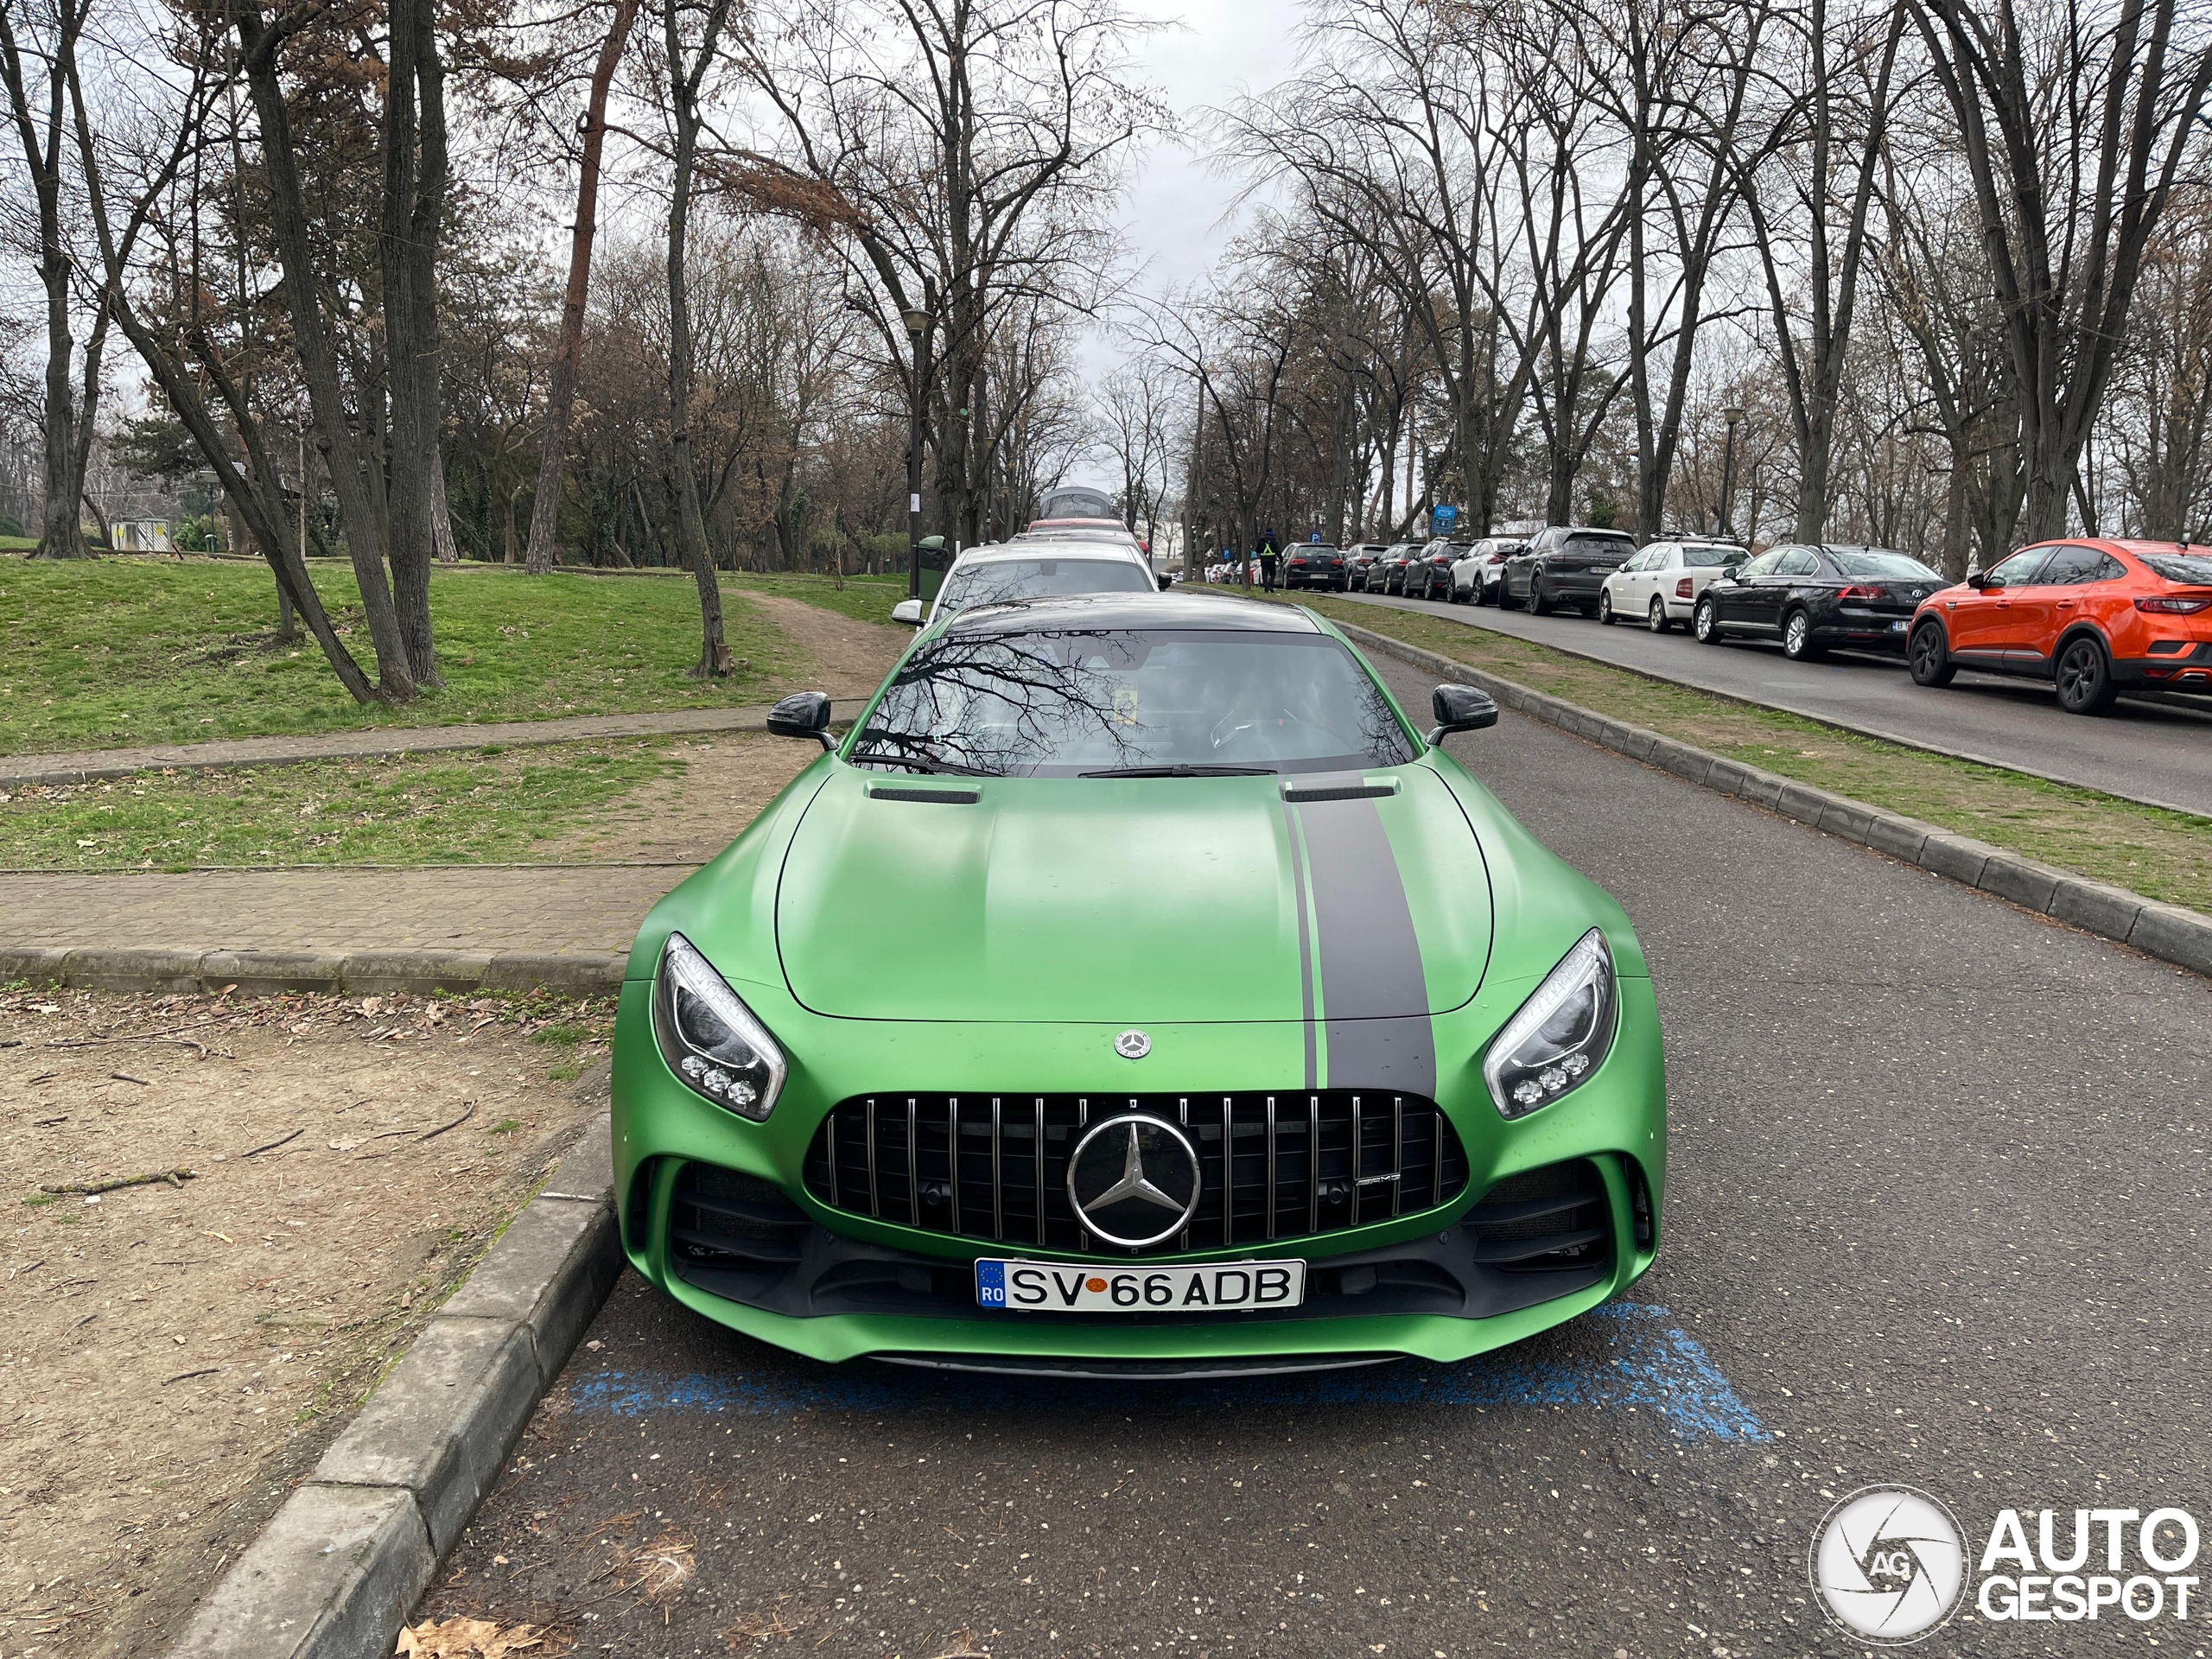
left=653, top=932, right=787, bottom=1121
left=1482, top=928, right=1616, bottom=1118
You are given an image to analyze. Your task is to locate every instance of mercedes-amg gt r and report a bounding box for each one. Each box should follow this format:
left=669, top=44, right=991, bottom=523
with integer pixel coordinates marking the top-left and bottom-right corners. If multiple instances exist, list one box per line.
left=609, top=592, right=1666, bottom=1377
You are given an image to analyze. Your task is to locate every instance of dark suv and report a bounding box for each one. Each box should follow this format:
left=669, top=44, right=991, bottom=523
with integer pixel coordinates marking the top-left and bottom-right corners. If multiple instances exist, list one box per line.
left=1501, top=526, right=1638, bottom=615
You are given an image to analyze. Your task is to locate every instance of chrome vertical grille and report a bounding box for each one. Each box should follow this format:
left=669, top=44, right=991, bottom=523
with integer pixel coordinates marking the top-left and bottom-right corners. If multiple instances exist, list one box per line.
left=799, top=1092, right=1471, bottom=1257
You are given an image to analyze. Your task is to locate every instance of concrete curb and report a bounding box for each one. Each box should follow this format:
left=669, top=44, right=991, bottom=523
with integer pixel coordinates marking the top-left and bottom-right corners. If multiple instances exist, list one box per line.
left=164, top=1114, right=621, bottom=1659
left=2, top=711, right=856, bottom=790
left=0, top=944, right=626, bottom=997
left=1338, top=620, right=2212, bottom=981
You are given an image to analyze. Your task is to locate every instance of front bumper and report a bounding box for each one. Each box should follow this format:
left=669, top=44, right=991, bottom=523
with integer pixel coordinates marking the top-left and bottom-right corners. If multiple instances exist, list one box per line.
left=610, top=973, right=1667, bottom=1369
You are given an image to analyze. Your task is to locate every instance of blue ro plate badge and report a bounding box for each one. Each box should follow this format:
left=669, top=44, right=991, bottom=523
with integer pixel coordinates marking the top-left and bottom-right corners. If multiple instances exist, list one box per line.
left=975, top=1258, right=1307, bottom=1313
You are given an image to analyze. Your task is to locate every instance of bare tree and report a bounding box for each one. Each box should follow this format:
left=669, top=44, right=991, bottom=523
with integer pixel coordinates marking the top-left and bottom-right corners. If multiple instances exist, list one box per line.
left=521, top=0, right=639, bottom=575
left=1909, top=0, right=2212, bottom=540
left=0, top=0, right=107, bottom=557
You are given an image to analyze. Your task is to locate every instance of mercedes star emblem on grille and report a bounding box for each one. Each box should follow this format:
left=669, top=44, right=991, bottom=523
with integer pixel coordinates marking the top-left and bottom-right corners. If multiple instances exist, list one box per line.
left=1065, top=1115, right=1201, bottom=1248
left=1113, top=1029, right=1151, bottom=1059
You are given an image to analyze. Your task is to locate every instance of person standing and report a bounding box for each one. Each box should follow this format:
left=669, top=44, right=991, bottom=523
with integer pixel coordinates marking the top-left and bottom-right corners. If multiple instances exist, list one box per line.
left=1258, top=526, right=1281, bottom=591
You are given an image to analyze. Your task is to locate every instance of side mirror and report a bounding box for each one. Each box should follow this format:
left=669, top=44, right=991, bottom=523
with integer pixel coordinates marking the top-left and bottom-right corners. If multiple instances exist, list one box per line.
left=1156, top=571, right=1175, bottom=590
left=1965, top=568, right=1993, bottom=589
left=1427, top=683, right=1498, bottom=745
left=767, top=690, right=836, bottom=751
left=890, top=597, right=925, bottom=626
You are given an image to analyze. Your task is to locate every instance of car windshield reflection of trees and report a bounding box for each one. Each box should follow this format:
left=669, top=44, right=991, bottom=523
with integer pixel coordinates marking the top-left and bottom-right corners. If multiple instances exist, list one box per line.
left=849, top=629, right=1414, bottom=778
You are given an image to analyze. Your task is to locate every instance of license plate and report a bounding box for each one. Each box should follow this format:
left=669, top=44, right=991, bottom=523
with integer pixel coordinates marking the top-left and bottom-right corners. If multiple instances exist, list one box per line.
left=1891, top=619, right=1908, bottom=630
left=975, top=1258, right=1306, bottom=1313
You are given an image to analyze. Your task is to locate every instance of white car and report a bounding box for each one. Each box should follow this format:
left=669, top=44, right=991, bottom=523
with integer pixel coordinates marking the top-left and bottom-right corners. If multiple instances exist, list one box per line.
left=1599, top=538, right=1747, bottom=632
left=1450, top=537, right=1531, bottom=604
left=889, top=539, right=1166, bottom=627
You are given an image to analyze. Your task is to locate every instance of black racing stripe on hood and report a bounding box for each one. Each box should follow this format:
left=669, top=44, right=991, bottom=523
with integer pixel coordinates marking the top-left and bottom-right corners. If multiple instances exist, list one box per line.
left=1293, top=793, right=1437, bottom=1097
left=1281, top=800, right=1319, bottom=1091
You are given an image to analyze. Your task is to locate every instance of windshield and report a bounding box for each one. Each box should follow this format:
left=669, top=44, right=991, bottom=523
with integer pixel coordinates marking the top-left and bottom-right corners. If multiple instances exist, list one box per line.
left=1565, top=534, right=1633, bottom=556
left=1681, top=544, right=1740, bottom=567
left=1829, top=550, right=1942, bottom=581
left=2138, top=550, right=2212, bottom=585
left=933, top=557, right=1153, bottom=619
left=850, top=627, right=1416, bottom=778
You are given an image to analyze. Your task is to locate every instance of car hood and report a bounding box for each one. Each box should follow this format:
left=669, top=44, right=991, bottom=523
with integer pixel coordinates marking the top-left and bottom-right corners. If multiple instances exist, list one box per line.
left=774, top=766, right=1493, bottom=1023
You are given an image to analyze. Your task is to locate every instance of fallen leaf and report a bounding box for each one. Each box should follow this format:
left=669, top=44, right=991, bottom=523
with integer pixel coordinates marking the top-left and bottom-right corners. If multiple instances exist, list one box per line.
left=395, top=1616, right=544, bottom=1657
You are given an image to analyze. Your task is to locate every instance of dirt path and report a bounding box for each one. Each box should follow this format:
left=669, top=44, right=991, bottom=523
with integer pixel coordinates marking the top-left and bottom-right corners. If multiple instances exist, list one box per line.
left=539, top=598, right=906, bottom=865
left=0, top=987, right=610, bottom=1659
left=741, top=592, right=907, bottom=702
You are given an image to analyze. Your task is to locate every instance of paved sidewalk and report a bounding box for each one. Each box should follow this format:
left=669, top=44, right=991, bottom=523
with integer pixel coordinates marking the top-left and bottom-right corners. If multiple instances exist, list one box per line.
left=0, top=865, right=691, bottom=956
left=0, top=702, right=861, bottom=789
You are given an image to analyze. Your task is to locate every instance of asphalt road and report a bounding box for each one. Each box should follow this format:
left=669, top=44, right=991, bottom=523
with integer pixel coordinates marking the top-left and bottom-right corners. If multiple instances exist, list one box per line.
left=414, top=651, right=2212, bottom=1658
left=1340, top=589, right=2212, bottom=820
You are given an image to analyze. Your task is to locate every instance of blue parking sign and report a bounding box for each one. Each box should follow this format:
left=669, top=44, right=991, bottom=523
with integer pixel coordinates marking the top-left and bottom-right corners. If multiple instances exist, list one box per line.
left=1433, top=504, right=1458, bottom=531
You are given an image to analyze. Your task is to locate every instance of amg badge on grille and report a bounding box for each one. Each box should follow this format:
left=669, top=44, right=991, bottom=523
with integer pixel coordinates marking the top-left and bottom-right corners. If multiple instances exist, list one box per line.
left=1113, top=1029, right=1150, bottom=1059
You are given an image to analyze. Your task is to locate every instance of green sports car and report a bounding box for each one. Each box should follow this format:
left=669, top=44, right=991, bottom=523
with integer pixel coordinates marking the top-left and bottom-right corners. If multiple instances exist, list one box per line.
left=609, top=592, right=1664, bottom=1377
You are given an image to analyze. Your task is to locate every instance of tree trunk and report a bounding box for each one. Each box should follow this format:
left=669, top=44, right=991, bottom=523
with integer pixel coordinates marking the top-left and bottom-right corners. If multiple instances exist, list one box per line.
left=665, top=0, right=734, bottom=677
left=379, top=0, right=448, bottom=684
left=236, top=7, right=415, bottom=698
left=523, top=0, right=638, bottom=576
left=431, top=447, right=461, bottom=563
left=0, top=3, right=89, bottom=559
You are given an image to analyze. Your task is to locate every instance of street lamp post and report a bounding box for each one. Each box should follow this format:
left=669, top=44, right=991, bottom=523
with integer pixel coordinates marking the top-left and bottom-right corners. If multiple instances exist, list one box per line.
left=1719, top=406, right=1745, bottom=540
left=901, top=307, right=931, bottom=600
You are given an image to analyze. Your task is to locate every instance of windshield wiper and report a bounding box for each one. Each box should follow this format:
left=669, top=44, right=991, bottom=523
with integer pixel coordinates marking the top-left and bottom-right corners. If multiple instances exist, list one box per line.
left=1078, top=763, right=1278, bottom=778
left=849, top=750, right=996, bottom=777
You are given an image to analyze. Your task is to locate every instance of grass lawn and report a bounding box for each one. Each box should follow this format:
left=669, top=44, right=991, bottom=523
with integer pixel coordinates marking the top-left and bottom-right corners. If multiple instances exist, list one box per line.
left=0, top=741, right=681, bottom=868
left=0, top=556, right=819, bottom=755
left=1281, top=595, right=2212, bottom=917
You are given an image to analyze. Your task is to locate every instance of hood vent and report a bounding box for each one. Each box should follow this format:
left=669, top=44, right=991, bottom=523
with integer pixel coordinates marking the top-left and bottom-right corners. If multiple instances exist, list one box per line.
left=1281, top=780, right=1397, bottom=804
left=868, top=786, right=981, bottom=804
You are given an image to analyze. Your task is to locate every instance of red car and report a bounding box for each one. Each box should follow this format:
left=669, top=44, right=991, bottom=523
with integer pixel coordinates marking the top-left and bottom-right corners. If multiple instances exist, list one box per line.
left=1908, top=538, right=2212, bottom=714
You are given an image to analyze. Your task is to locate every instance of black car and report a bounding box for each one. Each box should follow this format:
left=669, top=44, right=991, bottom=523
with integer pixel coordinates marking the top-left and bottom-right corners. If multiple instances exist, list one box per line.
left=1365, top=541, right=1423, bottom=594
left=1344, top=542, right=1390, bottom=586
left=1406, top=537, right=1474, bottom=601
left=1500, top=525, right=1638, bottom=614
left=1693, top=543, right=1945, bottom=659
left=1281, top=543, right=1349, bottom=590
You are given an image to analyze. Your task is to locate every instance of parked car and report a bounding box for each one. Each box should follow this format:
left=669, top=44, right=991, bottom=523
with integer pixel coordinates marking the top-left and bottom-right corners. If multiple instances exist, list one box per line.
left=626, top=592, right=1666, bottom=1375
left=1500, top=526, right=1638, bottom=614
left=1283, top=543, right=1350, bottom=590
left=1451, top=537, right=1530, bottom=604
left=1364, top=542, right=1423, bottom=594
left=891, top=541, right=1166, bottom=627
left=1599, top=539, right=1746, bottom=631
left=1344, top=543, right=1391, bottom=587
left=1407, top=537, right=1474, bottom=601
left=1906, top=538, right=2212, bottom=715
left=1692, top=543, right=1944, bottom=658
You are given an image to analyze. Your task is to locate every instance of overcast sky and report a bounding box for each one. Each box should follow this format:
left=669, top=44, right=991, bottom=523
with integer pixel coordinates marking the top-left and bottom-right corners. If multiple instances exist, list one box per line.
left=1065, top=1, right=1301, bottom=467
left=1117, top=0, right=1301, bottom=296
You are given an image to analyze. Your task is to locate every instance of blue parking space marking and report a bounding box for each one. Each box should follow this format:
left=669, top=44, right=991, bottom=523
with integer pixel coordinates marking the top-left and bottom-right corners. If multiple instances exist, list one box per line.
left=570, top=1302, right=1767, bottom=1443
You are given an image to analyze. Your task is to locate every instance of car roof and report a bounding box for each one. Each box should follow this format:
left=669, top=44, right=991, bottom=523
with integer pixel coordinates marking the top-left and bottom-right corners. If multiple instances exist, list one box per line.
left=938, top=591, right=1321, bottom=635
left=953, top=539, right=1147, bottom=567
left=1027, top=517, right=1126, bottom=531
